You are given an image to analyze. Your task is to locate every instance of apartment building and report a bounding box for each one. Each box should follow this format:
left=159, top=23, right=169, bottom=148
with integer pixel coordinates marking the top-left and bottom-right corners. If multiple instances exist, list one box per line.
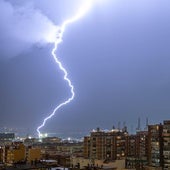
left=84, top=127, right=128, bottom=161
left=163, top=120, right=170, bottom=170
left=148, top=124, right=163, bottom=168
left=125, top=131, right=148, bottom=169
left=5, top=142, right=26, bottom=163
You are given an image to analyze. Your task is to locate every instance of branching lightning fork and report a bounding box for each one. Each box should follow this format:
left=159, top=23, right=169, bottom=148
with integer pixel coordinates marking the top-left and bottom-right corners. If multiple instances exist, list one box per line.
left=37, top=0, right=94, bottom=138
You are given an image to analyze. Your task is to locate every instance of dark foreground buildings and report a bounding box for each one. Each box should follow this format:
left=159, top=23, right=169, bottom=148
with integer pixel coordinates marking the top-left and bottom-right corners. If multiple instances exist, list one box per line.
left=84, top=120, right=170, bottom=170
left=0, top=120, right=170, bottom=170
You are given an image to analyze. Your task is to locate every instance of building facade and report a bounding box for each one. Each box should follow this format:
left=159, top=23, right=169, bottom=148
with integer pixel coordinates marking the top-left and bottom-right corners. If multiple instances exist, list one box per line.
left=125, top=131, right=148, bottom=169
left=84, top=127, right=128, bottom=161
left=0, top=133, right=15, bottom=145
left=163, top=120, right=170, bottom=170
left=5, top=142, right=26, bottom=163
left=148, top=124, right=163, bottom=168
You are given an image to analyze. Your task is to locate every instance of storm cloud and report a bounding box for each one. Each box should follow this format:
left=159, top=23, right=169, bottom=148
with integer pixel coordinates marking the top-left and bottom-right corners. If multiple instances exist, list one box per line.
left=0, top=0, right=58, bottom=58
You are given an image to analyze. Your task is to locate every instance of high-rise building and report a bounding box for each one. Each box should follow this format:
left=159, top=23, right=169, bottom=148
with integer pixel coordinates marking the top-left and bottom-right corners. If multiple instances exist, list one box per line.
left=163, top=120, right=170, bottom=170
left=84, top=127, right=128, bottom=161
left=148, top=124, right=163, bottom=168
left=136, top=131, right=148, bottom=158
left=125, top=134, right=137, bottom=169
left=136, top=131, right=148, bottom=169
left=125, top=131, right=148, bottom=169
left=84, top=136, right=90, bottom=158
left=125, top=134, right=136, bottom=157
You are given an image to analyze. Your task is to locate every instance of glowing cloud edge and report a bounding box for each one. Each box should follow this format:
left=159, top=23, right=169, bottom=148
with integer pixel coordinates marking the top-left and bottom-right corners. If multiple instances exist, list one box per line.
left=36, top=0, right=94, bottom=138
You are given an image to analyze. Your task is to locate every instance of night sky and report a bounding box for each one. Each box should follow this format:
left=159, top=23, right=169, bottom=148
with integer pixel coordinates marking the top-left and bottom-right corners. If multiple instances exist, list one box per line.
left=0, top=0, right=170, bottom=136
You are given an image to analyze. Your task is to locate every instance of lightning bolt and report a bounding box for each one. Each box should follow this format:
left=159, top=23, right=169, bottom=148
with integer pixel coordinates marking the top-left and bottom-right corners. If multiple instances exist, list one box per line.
left=37, top=0, right=94, bottom=138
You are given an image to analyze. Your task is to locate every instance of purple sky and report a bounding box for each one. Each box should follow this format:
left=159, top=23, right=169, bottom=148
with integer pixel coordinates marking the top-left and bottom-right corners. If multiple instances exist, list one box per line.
left=0, top=0, right=170, bottom=136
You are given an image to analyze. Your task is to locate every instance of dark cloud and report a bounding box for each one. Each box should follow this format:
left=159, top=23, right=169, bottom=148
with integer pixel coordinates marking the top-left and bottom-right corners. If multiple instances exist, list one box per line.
left=0, top=0, right=58, bottom=58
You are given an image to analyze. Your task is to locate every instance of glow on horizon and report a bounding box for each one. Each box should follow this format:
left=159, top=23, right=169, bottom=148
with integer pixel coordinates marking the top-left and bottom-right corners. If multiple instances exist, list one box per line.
left=37, top=0, right=95, bottom=138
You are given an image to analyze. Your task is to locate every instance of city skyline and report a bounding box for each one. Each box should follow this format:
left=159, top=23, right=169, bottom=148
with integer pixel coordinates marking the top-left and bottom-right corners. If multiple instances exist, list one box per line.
left=0, top=118, right=167, bottom=138
left=0, top=0, right=170, bottom=135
